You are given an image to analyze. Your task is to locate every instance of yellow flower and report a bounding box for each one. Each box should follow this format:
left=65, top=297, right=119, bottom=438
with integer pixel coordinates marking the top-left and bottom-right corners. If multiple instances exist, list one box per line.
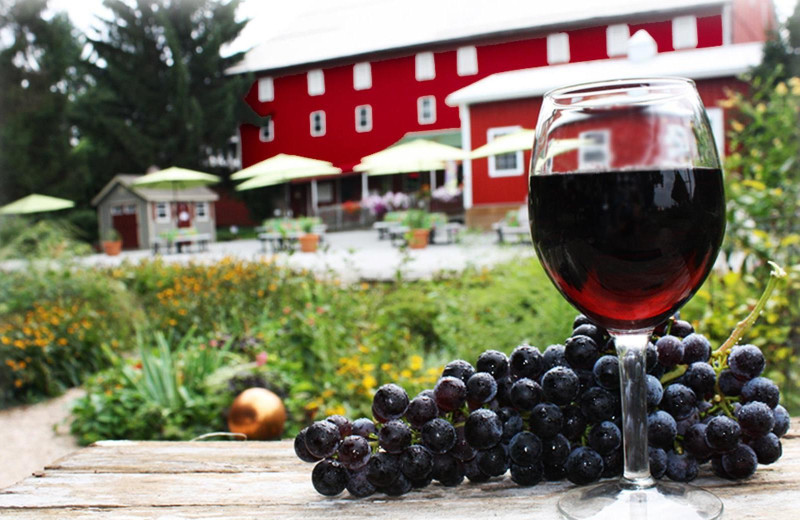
left=401, top=369, right=412, bottom=379
left=257, top=289, right=265, bottom=297
left=13, top=340, right=25, bottom=349
left=730, top=120, right=744, bottom=133
left=409, top=355, right=423, bottom=371
left=14, top=379, right=23, bottom=388
left=1, top=336, right=10, bottom=345
left=362, top=374, right=377, bottom=390
left=358, top=344, right=369, bottom=354
left=50, top=317, right=60, bottom=326
left=756, top=103, right=766, bottom=113
left=268, top=283, right=277, bottom=292
left=168, top=319, right=177, bottom=326
left=360, top=282, right=369, bottom=291
left=57, top=338, right=68, bottom=346
left=776, top=82, right=788, bottom=96
left=325, top=404, right=346, bottom=417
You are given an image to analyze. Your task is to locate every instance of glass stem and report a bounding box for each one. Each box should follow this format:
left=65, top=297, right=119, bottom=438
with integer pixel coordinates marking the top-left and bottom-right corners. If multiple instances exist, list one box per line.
left=613, top=331, right=656, bottom=490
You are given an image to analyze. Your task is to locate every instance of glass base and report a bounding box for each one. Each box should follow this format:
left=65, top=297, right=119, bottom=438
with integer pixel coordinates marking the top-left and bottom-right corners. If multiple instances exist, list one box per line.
left=557, top=480, right=723, bottom=520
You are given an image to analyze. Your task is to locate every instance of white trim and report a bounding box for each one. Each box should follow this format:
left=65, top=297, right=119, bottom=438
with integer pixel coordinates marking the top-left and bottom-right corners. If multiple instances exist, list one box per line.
left=355, top=104, right=373, bottom=132
left=259, top=119, right=274, bottom=142
left=487, top=126, right=524, bottom=178
left=155, top=201, right=170, bottom=223
left=311, top=179, right=319, bottom=215
left=257, top=77, right=274, bottom=102
left=415, top=52, right=435, bottom=81
left=606, top=24, right=629, bottom=57
left=459, top=104, right=472, bottom=209
left=547, top=32, right=570, bottom=64
left=353, top=62, right=372, bottom=90
left=195, top=201, right=209, bottom=221
left=722, top=3, right=732, bottom=46
left=310, top=110, right=326, bottom=137
left=457, top=46, right=478, bottom=76
left=307, top=69, right=325, bottom=96
left=361, top=173, right=369, bottom=200
left=705, top=107, right=725, bottom=161
left=673, top=15, right=698, bottom=49
left=417, top=95, right=436, bottom=124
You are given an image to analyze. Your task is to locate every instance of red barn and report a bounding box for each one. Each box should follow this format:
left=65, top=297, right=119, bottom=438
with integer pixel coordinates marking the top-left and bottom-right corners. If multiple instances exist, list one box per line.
left=230, top=0, right=775, bottom=223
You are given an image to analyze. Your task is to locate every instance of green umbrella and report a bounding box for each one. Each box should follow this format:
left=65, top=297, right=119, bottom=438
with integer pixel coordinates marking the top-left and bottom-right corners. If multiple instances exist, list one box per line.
left=0, top=194, right=75, bottom=215
left=231, top=153, right=341, bottom=181
left=131, top=166, right=221, bottom=190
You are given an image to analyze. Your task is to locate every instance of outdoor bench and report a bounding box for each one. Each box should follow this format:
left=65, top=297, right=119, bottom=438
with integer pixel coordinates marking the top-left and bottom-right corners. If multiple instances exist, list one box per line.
left=152, top=232, right=212, bottom=254
left=0, top=419, right=796, bottom=519
left=492, top=223, right=530, bottom=244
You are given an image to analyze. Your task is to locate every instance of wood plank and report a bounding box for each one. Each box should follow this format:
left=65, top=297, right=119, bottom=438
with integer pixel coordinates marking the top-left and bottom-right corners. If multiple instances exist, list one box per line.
left=0, top=421, right=796, bottom=519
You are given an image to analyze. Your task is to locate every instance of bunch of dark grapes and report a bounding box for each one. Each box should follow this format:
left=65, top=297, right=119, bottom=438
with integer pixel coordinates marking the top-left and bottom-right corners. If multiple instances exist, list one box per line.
left=294, top=315, right=790, bottom=497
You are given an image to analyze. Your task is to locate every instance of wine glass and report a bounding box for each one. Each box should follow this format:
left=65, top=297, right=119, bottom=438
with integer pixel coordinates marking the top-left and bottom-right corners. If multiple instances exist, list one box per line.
left=528, top=78, right=726, bottom=519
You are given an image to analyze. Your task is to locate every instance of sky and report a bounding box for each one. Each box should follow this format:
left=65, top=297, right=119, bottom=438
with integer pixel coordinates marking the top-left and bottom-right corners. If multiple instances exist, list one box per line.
left=45, top=0, right=800, bottom=57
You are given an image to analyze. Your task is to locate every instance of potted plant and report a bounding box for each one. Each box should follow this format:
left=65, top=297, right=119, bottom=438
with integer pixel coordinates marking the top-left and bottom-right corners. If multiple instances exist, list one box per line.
left=102, top=228, right=122, bottom=256
left=297, top=217, right=320, bottom=253
left=403, top=209, right=431, bottom=249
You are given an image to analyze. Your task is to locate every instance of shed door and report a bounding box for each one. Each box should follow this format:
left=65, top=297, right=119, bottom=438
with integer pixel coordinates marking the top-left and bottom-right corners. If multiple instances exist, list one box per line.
left=112, top=204, right=139, bottom=249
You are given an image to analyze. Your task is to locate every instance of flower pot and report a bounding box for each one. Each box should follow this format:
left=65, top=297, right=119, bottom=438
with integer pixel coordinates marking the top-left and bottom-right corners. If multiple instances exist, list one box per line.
left=299, top=233, right=319, bottom=253
left=409, top=228, right=430, bottom=249
left=102, top=240, right=122, bottom=256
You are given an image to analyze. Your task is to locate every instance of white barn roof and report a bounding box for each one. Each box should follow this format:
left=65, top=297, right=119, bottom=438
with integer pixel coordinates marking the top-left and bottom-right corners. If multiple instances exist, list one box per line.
left=445, top=42, right=762, bottom=106
left=227, top=0, right=727, bottom=74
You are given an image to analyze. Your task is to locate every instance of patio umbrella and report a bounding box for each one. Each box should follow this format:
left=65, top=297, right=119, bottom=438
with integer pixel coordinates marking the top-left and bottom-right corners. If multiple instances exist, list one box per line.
left=234, top=163, right=343, bottom=192
left=470, top=129, right=535, bottom=158
left=231, top=153, right=341, bottom=181
left=354, top=139, right=465, bottom=175
left=130, top=166, right=221, bottom=190
left=0, top=194, right=75, bottom=215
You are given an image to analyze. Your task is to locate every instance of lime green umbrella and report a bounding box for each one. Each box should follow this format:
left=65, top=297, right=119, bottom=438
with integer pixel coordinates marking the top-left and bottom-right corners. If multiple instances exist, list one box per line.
left=231, top=153, right=341, bottom=181
left=0, top=194, right=75, bottom=215
left=131, top=166, right=221, bottom=190
left=354, top=139, right=465, bottom=175
left=470, top=129, right=535, bottom=159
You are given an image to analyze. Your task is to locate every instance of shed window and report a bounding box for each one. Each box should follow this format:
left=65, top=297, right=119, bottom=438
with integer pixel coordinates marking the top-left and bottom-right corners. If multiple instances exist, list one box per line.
left=310, top=110, right=326, bottom=137
left=155, top=202, right=170, bottom=222
left=415, top=52, right=435, bottom=81
left=124, top=204, right=137, bottom=214
left=307, top=69, right=325, bottom=96
left=195, top=201, right=208, bottom=220
left=578, top=130, right=611, bottom=170
left=110, top=205, right=123, bottom=216
left=258, top=77, right=274, bottom=102
left=355, top=105, right=372, bottom=132
left=606, top=24, right=629, bottom=57
left=417, top=96, right=436, bottom=125
left=259, top=119, right=274, bottom=142
left=457, top=46, right=478, bottom=76
left=673, top=16, right=698, bottom=49
left=353, top=62, right=372, bottom=90
left=487, top=126, right=524, bottom=177
left=547, top=33, right=570, bottom=64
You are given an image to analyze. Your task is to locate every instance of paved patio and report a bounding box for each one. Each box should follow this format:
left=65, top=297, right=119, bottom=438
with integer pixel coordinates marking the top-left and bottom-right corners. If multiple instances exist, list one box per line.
left=82, top=229, right=534, bottom=281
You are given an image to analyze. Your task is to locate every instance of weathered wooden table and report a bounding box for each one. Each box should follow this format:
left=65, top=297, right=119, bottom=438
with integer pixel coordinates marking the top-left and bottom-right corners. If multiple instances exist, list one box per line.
left=1, top=420, right=797, bottom=519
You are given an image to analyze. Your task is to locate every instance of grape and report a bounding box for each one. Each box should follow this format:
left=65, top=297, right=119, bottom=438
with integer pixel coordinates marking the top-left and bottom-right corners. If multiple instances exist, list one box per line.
left=346, top=467, right=376, bottom=497
left=508, top=431, right=543, bottom=466
left=675, top=407, right=700, bottom=437
left=351, top=417, right=377, bottom=438
left=721, top=443, right=758, bottom=480
left=441, top=359, right=475, bottom=383
left=561, top=405, right=587, bottom=442
left=493, top=375, right=514, bottom=408
left=649, top=446, right=668, bottom=479
left=305, top=420, right=341, bottom=459
left=432, top=453, right=465, bottom=486
left=400, top=444, right=434, bottom=481
left=736, top=401, right=775, bottom=438
left=572, top=314, right=593, bottom=329
left=465, top=408, right=503, bottom=449
left=565, top=335, right=601, bottom=370
left=530, top=403, right=564, bottom=438
left=683, top=423, right=712, bottom=461
left=718, top=369, right=745, bottom=396
left=683, top=362, right=716, bottom=399
left=655, top=335, right=684, bottom=368
left=670, top=319, right=694, bottom=338
left=565, top=447, right=604, bottom=485
left=476, top=349, right=509, bottom=379
left=666, top=451, right=698, bottom=482
left=464, top=457, right=491, bottom=483
left=660, top=383, right=697, bottom=419
left=433, top=376, right=467, bottom=411
left=509, top=344, right=544, bottom=380
left=772, top=405, right=790, bottom=437
left=372, top=383, right=409, bottom=422
left=466, top=372, right=498, bottom=405
left=740, top=377, right=780, bottom=408
left=409, top=475, right=433, bottom=489
left=542, top=344, right=568, bottom=371
left=366, top=452, right=400, bottom=487
left=646, top=375, right=663, bottom=411
left=325, top=415, right=352, bottom=439
left=728, top=344, right=766, bottom=381
left=405, top=394, right=439, bottom=429
left=705, top=416, right=741, bottom=453
left=645, top=341, right=658, bottom=372
left=541, top=366, right=580, bottom=405
left=647, top=410, right=677, bottom=450
left=682, top=333, right=711, bottom=364
left=294, top=428, right=322, bottom=463
left=450, top=425, right=477, bottom=461
left=580, top=386, right=619, bottom=423
left=497, top=407, right=524, bottom=442
left=541, top=433, right=571, bottom=466
left=510, top=462, right=544, bottom=486
left=509, top=377, right=543, bottom=411
left=588, top=421, right=622, bottom=455
left=543, top=462, right=567, bottom=481
left=420, top=417, right=456, bottom=454
left=602, top=449, right=623, bottom=478
left=337, top=435, right=371, bottom=470
left=592, top=355, right=620, bottom=390
left=476, top=444, right=509, bottom=477
left=572, top=323, right=606, bottom=347
left=749, top=432, right=782, bottom=464
left=383, top=473, right=413, bottom=496
left=379, top=420, right=412, bottom=453
left=312, top=459, right=347, bottom=496
left=710, top=456, right=730, bottom=479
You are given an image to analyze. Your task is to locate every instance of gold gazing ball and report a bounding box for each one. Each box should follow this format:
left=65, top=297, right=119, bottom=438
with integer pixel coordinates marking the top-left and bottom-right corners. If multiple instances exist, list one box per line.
left=227, top=387, right=287, bottom=440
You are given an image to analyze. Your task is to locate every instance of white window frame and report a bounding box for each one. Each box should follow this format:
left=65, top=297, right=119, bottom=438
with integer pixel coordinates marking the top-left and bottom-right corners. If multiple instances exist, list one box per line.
left=310, top=110, right=326, bottom=137
left=547, top=32, right=570, bottom=64
left=355, top=105, right=372, bottom=133
left=457, top=46, right=478, bottom=76
left=307, top=69, right=325, bottom=96
left=195, top=201, right=209, bottom=221
left=110, top=205, right=123, bottom=216
left=257, top=77, right=274, bottom=102
left=155, top=202, right=170, bottom=223
left=417, top=96, right=436, bottom=125
left=578, top=130, right=611, bottom=170
left=259, top=119, right=274, bottom=142
left=353, top=62, right=372, bottom=90
left=415, top=52, right=435, bottom=81
left=487, top=126, right=524, bottom=178
left=606, top=24, right=629, bottom=57
left=673, top=15, right=698, bottom=49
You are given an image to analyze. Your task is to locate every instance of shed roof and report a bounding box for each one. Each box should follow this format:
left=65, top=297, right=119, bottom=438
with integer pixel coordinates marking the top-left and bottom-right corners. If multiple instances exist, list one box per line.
left=445, top=42, right=762, bottom=106
left=91, top=174, right=220, bottom=207
left=227, top=0, right=727, bottom=74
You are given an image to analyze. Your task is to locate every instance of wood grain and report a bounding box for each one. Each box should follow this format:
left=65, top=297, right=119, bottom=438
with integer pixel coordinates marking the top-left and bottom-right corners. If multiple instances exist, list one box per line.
left=0, top=421, right=797, bottom=519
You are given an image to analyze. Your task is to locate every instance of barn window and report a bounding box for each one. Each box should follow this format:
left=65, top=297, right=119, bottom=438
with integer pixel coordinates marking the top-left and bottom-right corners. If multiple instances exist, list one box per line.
left=310, top=110, right=326, bottom=137
left=578, top=130, right=611, bottom=170
left=547, top=33, right=570, bottom=64
left=606, top=24, right=629, bottom=57
left=259, top=119, right=274, bottom=142
left=355, top=105, right=372, bottom=132
left=353, top=62, right=372, bottom=90
left=415, top=52, right=435, bottom=81
left=155, top=202, right=170, bottom=223
left=195, top=202, right=208, bottom=220
left=307, top=69, right=325, bottom=96
left=673, top=16, right=698, bottom=49
left=487, top=126, right=524, bottom=177
left=417, top=96, right=436, bottom=125
left=258, top=77, right=274, bottom=102
left=457, top=46, right=478, bottom=76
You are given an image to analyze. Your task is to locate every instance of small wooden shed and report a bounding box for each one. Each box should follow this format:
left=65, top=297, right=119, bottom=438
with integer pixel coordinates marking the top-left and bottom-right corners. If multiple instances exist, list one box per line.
left=92, top=174, right=219, bottom=250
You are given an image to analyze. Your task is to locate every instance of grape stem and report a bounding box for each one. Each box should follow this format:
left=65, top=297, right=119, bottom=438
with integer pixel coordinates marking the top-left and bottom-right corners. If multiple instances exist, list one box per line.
left=715, top=261, right=787, bottom=357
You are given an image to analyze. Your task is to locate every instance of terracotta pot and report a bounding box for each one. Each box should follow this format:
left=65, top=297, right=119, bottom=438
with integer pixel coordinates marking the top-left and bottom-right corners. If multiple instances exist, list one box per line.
left=102, top=240, right=122, bottom=256
left=409, top=228, right=430, bottom=249
left=299, top=233, right=319, bottom=252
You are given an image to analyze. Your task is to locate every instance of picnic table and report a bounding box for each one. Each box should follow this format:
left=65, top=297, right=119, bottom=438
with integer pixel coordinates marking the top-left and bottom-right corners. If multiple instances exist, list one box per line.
left=1, top=419, right=797, bottom=519
left=152, top=232, right=212, bottom=254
